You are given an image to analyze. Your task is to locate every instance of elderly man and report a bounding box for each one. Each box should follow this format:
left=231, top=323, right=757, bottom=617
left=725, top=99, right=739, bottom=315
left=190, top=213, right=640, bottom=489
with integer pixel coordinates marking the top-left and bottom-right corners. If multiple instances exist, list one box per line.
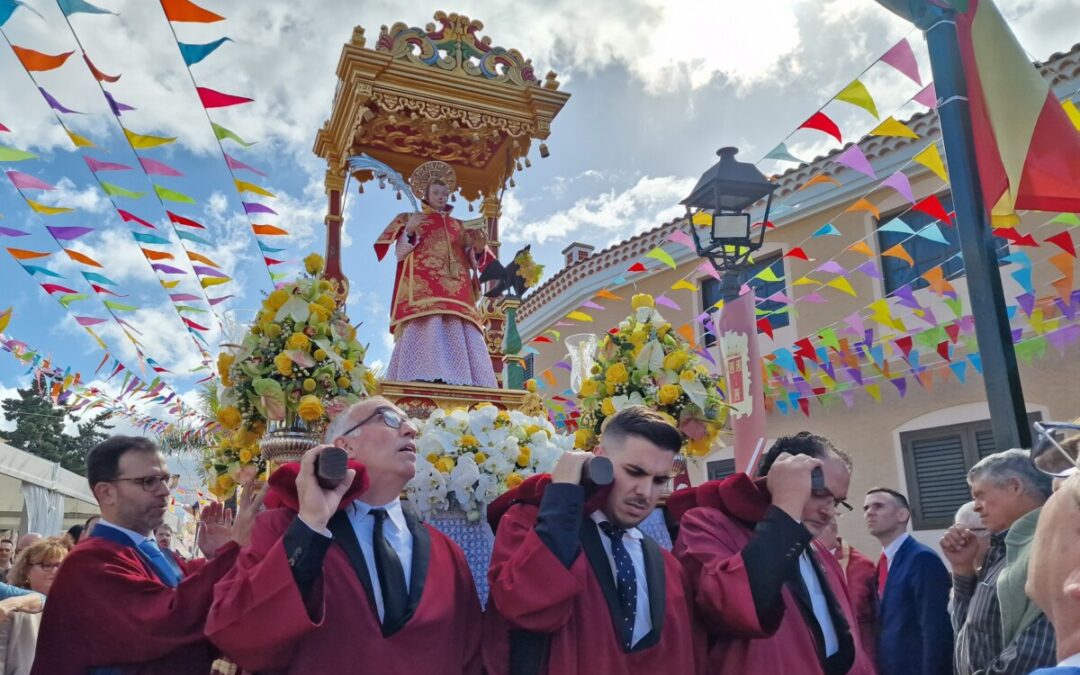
left=207, top=397, right=482, bottom=674
left=32, top=435, right=263, bottom=675
left=1027, top=471, right=1080, bottom=673
left=942, top=449, right=1056, bottom=674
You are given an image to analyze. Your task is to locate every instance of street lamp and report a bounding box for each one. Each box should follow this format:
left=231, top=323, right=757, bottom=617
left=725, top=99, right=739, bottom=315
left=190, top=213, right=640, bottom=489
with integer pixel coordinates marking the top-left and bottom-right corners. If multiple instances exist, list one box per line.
left=681, top=147, right=778, bottom=300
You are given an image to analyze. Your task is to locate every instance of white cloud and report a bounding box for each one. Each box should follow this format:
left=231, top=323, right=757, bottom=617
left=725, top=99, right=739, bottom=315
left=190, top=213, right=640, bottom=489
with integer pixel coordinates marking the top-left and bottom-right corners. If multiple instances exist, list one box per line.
left=502, top=174, right=696, bottom=246
left=0, top=381, right=25, bottom=432
left=35, top=178, right=111, bottom=214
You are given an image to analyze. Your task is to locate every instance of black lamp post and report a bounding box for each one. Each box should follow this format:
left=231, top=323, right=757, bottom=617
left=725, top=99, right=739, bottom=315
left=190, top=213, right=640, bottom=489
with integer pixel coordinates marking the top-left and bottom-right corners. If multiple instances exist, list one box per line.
left=682, top=147, right=778, bottom=301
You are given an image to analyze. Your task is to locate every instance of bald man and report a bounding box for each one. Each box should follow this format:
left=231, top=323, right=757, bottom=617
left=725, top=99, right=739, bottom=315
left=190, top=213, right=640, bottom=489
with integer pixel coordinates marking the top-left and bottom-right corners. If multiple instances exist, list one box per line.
left=1027, top=472, right=1080, bottom=673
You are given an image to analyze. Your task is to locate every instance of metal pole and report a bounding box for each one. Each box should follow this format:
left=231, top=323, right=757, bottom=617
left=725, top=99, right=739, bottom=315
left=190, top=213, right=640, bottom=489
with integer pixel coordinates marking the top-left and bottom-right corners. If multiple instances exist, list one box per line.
left=898, top=0, right=1031, bottom=449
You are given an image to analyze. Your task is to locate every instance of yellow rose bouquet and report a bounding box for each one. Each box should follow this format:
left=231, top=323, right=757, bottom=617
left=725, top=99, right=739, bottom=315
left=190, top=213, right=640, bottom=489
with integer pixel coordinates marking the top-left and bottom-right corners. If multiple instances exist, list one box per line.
left=574, top=293, right=728, bottom=457
left=201, top=426, right=267, bottom=500
left=217, top=253, right=376, bottom=449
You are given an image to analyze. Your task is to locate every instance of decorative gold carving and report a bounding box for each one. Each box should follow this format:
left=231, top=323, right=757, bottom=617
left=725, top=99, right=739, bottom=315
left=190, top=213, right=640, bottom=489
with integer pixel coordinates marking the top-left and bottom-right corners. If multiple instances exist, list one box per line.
left=351, top=26, right=366, bottom=47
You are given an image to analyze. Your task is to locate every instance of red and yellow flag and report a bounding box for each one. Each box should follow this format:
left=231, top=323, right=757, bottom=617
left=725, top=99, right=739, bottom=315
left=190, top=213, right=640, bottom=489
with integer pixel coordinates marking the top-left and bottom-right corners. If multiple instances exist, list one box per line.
left=957, top=0, right=1080, bottom=225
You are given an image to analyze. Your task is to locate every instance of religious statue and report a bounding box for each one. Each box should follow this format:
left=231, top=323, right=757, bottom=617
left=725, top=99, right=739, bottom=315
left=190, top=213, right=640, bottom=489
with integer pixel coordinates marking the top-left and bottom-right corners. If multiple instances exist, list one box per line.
left=373, top=161, right=498, bottom=388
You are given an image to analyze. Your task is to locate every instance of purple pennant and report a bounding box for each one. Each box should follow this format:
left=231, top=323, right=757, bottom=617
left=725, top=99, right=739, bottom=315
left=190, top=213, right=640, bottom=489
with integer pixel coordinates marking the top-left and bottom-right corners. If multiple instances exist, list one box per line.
left=819, top=359, right=835, bottom=379
left=844, top=313, right=865, bottom=335
left=916, top=307, right=939, bottom=327
left=1015, top=293, right=1036, bottom=317
left=881, top=171, right=916, bottom=204
left=801, top=292, right=826, bottom=304
left=139, top=157, right=183, bottom=177
left=815, top=260, right=847, bottom=275
left=84, top=156, right=131, bottom=172
left=243, top=201, right=277, bottom=215
left=39, top=88, right=82, bottom=114
left=208, top=294, right=234, bottom=306
left=655, top=295, right=680, bottom=311
left=764, top=291, right=791, bottom=304
left=104, top=91, right=135, bottom=116
left=697, top=348, right=716, bottom=365
left=891, top=377, right=907, bottom=398
left=841, top=390, right=855, bottom=408
left=1047, top=325, right=1080, bottom=355
left=1056, top=296, right=1077, bottom=321
left=695, top=311, right=710, bottom=324
left=0, top=226, right=30, bottom=237
left=834, top=145, right=877, bottom=179
left=169, top=293, right=200, bottom=302
left=854, top=260, right=882, bottom=279
left=846, top=367, right=864, bottom=385
left=1011, top=327, right=1024, bottom=343
left=152, top=263, right=186, bottom=274
left=553, top=360, right=572, bottom=371
left=46, top=226, right=94, bottom=240
left=957, top=316, right=976, bottom=334
left=795, top=378, right=813, bottom=397
left=193, top=265, right=227, bottom=278
left=893, top=285, right=922, bottom=310
left=580, top=300, right=604, bottom=310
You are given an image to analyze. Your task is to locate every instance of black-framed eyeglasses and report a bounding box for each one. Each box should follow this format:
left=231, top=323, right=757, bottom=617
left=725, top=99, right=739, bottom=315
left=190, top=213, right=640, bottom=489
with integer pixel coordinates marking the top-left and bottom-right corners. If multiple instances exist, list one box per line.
left=108, top=474, right=180, bottom=492
left=341, top=407, right=409, bottom=437
left=32, top=562, right=62, bottom=572
left=1032, top=421, right=1080, bottom=478
left=812, top=488, right=853, bottom=515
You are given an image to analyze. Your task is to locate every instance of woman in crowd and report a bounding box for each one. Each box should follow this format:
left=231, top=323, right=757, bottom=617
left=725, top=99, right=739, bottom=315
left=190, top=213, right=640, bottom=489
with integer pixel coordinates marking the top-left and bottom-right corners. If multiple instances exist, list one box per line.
left=1, top=538, right=68, bottom=675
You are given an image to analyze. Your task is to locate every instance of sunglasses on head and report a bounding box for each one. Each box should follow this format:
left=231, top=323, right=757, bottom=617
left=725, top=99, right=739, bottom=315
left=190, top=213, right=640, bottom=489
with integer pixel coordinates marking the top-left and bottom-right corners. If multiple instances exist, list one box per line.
left=1031, top=421, right=1080, bottom=478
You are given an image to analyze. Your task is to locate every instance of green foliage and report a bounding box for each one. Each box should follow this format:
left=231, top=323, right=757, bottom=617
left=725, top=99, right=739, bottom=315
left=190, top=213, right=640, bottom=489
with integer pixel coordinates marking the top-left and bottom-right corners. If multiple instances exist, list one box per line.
left=0, top=387, right=114, bottom=475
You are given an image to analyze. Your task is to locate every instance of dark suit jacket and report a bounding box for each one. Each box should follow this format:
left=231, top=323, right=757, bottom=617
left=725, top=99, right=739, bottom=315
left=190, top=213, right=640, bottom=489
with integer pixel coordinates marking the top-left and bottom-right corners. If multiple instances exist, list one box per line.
left=876, top=536, right=953, bottom=675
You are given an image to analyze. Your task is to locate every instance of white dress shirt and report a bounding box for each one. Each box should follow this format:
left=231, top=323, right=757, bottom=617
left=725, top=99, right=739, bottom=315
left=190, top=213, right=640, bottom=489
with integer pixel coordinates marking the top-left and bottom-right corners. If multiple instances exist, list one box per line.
left=347, top=498, right=413, bottom=622
left=1060, top=653, right=1080, bottom=667
left=881, top=532, right=910, bottom=570
left=590, top=511, right=652, bottom=647
left=799, top=551, right=840, bottom=657
left=96, top=519, right=153, bottom=546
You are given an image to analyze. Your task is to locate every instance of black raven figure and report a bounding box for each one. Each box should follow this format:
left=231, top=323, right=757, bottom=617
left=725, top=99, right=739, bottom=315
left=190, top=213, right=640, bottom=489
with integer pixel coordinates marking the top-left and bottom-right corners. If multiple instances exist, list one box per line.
left=479, top=245, right=531, bottom=298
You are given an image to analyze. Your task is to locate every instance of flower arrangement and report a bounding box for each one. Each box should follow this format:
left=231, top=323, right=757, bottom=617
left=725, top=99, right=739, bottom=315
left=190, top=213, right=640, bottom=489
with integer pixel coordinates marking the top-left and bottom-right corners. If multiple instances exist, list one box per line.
left=574, top=293, right=728, bottom=457
left=216, top=253, right=377, bottom=445
left=407, top=405, right=574, bottom=520
left=201, top=427, right=267, bottom=500
left=513, top=248, right=544, bottom=290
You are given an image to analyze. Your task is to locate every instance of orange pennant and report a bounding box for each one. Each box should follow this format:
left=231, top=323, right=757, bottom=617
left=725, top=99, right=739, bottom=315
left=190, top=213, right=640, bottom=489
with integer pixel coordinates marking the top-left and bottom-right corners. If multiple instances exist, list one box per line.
left=541, top=369, right=557, bottom=387
left=252, top=224, right=288, bottom=236
left=677, top=323, right=696, bottom=346
left=921, top=266, right=956, bottom=296
left=6, top=248, right=49, bottom=260
left=594, top=289, right=622, bottom=301
left=881, top=243, right=914, bottom=266
left=798, top=174, right=841, bottom=191
left=846, top=240, right=875, bottom=257
left=161, top=0, right=224, bottom=23
left=141, top=248, right=174, bottom=261
left=845, top=198, right=881, bottom=219
left=65, top=249, right=104, bottom=267
left=11, top=46, right=74, bottom=72
left=187, top=251, right=219, bottom=267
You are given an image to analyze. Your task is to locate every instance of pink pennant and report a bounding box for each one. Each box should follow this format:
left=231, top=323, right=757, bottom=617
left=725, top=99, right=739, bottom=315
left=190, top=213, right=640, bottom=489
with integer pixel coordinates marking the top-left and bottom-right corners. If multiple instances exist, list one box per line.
left=834, top=145, right=876, bottom=179
left=196, top=87, right=253, bottom=108
left=696, top=260, right=720, bottom=280
left=224, top=152, right=267, bottom=177
left=139, top=157, right=183, bottom=177
left=0, top=122, right=8, bottom=132
left=85, top=156, right=132, bottom=172
left=75, top=316, right=107, bottom=326
left=880, top=38, right=922, bottom=86
left=800, top=292, right=826, bottom=304
left=815, top=260, right=847, bottom=275
left=6, top=170, right=55, bottom=191
left=914, top=83, right=937, bottom=109
left=881, top=171, right=915, bottom=204
left=580, top=300, right=605, bottom=310
left=800, top=112, right=842, bottom=143
left=667, top=229, right=695, bottom=250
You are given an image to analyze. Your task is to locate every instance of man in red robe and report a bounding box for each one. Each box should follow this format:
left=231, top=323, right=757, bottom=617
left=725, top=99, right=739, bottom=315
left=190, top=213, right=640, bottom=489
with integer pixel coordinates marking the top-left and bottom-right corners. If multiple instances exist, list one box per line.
left=31, top=435, right=263, bottom=675
left=484, top=405, right=705, bottom=675
left=206, top=397, right=483, bottom=674
left=671, top=432, right=876, bottom=675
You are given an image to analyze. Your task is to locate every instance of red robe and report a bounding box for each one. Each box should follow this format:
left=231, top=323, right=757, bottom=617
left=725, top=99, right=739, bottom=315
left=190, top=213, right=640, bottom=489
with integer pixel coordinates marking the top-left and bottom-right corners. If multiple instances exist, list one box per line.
left=834, top=540, right=879, bottom=663
left=484, top=480, right=705, bottom=675
left=374, top=206, right=485, bottom=334
left=671, top=474, right=876, bottom=675
left=30, top=534, right=239, bottom=675
left=206, top=462, right=483, bottom=674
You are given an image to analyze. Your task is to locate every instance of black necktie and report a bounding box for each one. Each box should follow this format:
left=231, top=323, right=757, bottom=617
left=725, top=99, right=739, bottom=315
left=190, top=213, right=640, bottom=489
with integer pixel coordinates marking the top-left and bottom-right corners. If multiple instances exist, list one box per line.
left=371, top=508, right=408, bottom=630
left=598, top=521, right=637, bottom=649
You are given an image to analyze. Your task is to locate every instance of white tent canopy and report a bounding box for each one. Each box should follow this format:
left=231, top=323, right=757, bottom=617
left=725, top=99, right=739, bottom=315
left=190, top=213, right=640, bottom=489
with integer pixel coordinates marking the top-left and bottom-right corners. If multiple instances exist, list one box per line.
left=0, top=440, right=99, bottom=536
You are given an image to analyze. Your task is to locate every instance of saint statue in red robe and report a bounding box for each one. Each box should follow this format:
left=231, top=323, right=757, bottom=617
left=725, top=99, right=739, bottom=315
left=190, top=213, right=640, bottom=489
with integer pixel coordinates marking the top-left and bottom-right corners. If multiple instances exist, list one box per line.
left=374, top=161, right=497, bottom=387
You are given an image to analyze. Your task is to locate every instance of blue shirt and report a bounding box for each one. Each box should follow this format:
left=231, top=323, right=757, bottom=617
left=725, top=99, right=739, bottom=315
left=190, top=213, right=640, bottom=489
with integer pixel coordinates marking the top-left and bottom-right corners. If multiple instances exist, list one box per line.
left=0, top=581, right=33, bottom=601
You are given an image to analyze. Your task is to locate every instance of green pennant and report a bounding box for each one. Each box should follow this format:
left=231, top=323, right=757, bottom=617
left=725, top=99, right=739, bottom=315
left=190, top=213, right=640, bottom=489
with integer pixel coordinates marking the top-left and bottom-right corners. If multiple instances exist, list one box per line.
left=100, top=181, right=146, bottom=199
left=0, top=145, right=37, bottom=162
left=212, top=122, right=255, bottom=147
left=818, top=328, right=841, bottom=351
left=944, top=297, right=964, bottom=318
left=59, top=293, right=88, bottom=307
left=1051, top=213, right=1080, bottom=227
left=175, top=305, right=207, bottom=313
left=1014, top=337, right=1047, bottom=365
left=103, top=300, right=138, bottom=311
left=153, top=185, right=196, bottom=204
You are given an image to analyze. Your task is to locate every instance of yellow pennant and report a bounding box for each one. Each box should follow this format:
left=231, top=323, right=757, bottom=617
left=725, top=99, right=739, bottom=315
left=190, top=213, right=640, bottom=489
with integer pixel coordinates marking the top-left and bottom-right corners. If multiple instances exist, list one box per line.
left=200, top=276, right=231, bottom=288
left=690, top=212, right=712, bottom=227
left=67, top=131, right=95, bottom=148
left=123, top=128, right=177, bottom=149
left=671, top=279, right=698, bottom=292
left=825, top=276, right=856, bottom=296
left=792, top=276, right=820, bottom=287
left=913, top=143, right=949, bottom=182
left=1065, top=100, right=1080, bottom=131
left=234, top=179, right=275, bottom=198
left=865, top=383, right=882, bottom=402
left=160, top=279, right=181, bottom=289
left=26, top=199, right=73, bottom=215
left=566, top=311, right=593, bottom=322
left=836, top=79, right=879, bottom=119
left=0, top=306, right=11, bottom=334
left=870, top=116, right=919, bottom=139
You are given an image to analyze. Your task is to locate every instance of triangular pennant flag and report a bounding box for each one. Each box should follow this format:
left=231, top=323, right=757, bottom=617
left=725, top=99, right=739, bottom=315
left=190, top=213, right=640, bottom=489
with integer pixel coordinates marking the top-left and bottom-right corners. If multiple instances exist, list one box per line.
left=123, top=128, right=176, bottom=149
left=83, top=54, right=119, bottom=82
left=11, top=46, right=74, bottom=72
left=825, top=276, right=856, bottom=296
left=594, top=289, right=622, bottom=301
left=836, top=79, right=879, bottom=119
left=753, top=265, right=784, bottom=283
left=140, top=158, right=183, bottom=177
left=847, top=240, right=875, bottom=257
left=845, top=198, right=881, bottom=219
left=67, top=131, right=94, bottom=148
left=211, top=122, right=254, bottom=147
left=766, top=142, right=806, bottom=164
left=566, top=311, right=593, bottom=322
left=197, top=87, right=252, bottom=108
left=85, top=156, right=131, bottom=172
left=161, top=0, right=223, bottom=23
left=178, top=37, right=232, bottom=66
left=6, top=170, right=55, bottom=190
left=224, top=152, right=266, bottom=177
left=914, top=83, right=937, bottom=107
left=0, top=145, right=36, bottom=161
left=6, top=248, right=50, bottom=260
left=45, top=226, right=93, bottom=240
left=671, top=279, right=697, bottom=292
left=870, top=116, right=919, bottom=139
left=1045, top=231, right=1076, bottom=257
left=880, top=38, right=922, bottom=85
left=913, top=194, right=952, bottom=225
left=882, top=243, right=914, bottom=266
left=64, top=249, right=103, bottom=267
left=915, top=223, right=950, bottom=245
left=784, top=246, right=810, bottom=261
left=154, top=185, right=196, bottom=204
left=252, top=224, right=287, bottom=236
left=881, top=171, right=916, bottom=203
left=234, top=179, right=275, bottom=197
left=100, top=181, right=145, bottom=199
left=644, top=247, right=676, bottom=269
left=25, top=199, right=73, bottom=215
left=104, top=91, right=135, bottom=116
left=812, top=223, right=840, bottom=237
left=57, top=0, right=114, bottom=15
left=117, top=210, right=154, bottom=228
left=39, top=88, right=81, bottom=114
left=799, top=112, right=842, bottom=143
left=834, top=145, right=876, bottom=179
left=242, top=202, right=276, bottom=215
left=799, top=173, right=841, bottom=191
left=878, top=217, right=915, bottom=235
left=913, top=143, right=948, bottom=182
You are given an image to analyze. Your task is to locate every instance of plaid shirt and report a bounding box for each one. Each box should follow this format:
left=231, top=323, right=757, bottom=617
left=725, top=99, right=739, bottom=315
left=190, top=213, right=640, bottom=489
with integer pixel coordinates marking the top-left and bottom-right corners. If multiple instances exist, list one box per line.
left=952, top=532, right=1057, bottom=674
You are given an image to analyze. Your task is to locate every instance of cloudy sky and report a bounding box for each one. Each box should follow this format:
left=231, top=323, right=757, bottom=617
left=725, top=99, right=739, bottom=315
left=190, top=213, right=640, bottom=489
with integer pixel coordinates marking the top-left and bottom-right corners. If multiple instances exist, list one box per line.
left=0, top=0, right=1077, bottom=436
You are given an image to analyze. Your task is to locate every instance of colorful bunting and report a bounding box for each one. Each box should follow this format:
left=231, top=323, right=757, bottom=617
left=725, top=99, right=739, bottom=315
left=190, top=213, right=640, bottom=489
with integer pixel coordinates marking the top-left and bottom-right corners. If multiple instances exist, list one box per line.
left=235, top=179, right=274, bottom=197
left=82, top=55, right=120, bottom=83
left=101, top=181, right=146, bottom=199
left=913, top=194, right=952, bottom=224
left=178, top=37, right=232, bottom=66
left=836, top=80, right=879, bottom=119
left=882, top=243, right=914, bottom=267
left=870, top=116, right=919, bottom=139
left=914, top=83, right=937, bottom=109
left=799, top=173, right=841, bottom=190
left=67, top=131, right=94, bottom=148
left=57, top=0, right=114, bottom=15
left=812, top=223, right=840, bottom=237
left=766, top=143, right=806, bottom=164
left=162, top=0, right=224, bottom=23
left=644, top=247, right=676, bottom=269
left=799, top=112, right=842, bottom=143
left=0, top=145, right=36, bottom=161
left=847, top=240, right=874, bottom=257
left=6, top=171, right=55, bottom=190
left=881, top=171, right=915, bottom=203
left=11, top=46, right=74, bottom=72
left=85, top=156, right=131, bottom=172
left=139, top=158, right=183, bottom=177
left=39, top=88, right=81, bottom=114
left=825, top=277, right=856, bottom=296
left=154, top=185, right=196, bottom=204
left=196, top=87, right=253, bottom=108
left=913, top=143, right=948, bottom=182
left=915, top=223, right=950, bottom=245
left=25, top=199, right=72, bottom=215
left=211, top=122, right=254, bottom=147
left=845, top=198, right=881, bottom=219
left=834, top=145, right=876, bottom=179
left=880, top=38, right=922, bottom=85
left=124, top=128, right=177, bottom=149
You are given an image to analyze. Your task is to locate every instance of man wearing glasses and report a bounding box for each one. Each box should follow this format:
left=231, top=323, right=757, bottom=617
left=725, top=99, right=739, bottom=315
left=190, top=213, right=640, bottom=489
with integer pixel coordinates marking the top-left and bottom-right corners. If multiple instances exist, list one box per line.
left=207, top=397, right=482, bottom=674
left=31, top=435, right=265, bottom=675
left=863, top=487, right=952, bottom=675
left=672, top=431, right=875, bottom=675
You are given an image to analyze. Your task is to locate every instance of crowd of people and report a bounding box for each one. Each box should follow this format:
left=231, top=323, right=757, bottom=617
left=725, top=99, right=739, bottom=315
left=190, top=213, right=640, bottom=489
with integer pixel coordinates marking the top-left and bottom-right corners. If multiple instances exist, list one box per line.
left=0, top=397, right=1076, bottom=674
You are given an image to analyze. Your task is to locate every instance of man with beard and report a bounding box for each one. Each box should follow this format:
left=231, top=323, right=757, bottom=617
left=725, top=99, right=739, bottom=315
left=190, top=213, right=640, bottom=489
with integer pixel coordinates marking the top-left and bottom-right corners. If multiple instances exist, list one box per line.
left=483, top=405, right=704, bottom=674
left=31, top=435, right=264, bottom=675
left=672, top=432, right=874, bottom=675
left=207, top=397, right=483, bottom=674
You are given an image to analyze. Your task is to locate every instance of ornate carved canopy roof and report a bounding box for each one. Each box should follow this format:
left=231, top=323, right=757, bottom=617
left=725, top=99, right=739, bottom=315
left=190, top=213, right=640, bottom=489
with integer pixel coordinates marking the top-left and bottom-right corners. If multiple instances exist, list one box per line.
left=314, top=11, right=571, bottom=202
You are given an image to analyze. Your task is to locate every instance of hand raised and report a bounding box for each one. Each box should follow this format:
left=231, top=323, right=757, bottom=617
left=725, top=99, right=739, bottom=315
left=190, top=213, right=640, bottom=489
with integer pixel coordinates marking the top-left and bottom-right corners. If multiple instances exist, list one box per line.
left=196, top=500, right=234, bottom=558
left=229, top=477, right=270, bottom=547
left=551, top=451, right=592, bottom=485
left=404, top=213, right=425, bottom=235
left=766, top=452, right=821, bottom=521
left=940, top=524, right=980, bottom=576
left=297, top=445, right=357, bottom=532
